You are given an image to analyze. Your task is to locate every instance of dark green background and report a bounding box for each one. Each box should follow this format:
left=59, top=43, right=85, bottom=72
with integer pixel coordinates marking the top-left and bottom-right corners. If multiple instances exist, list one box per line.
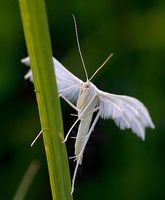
left=0, top=0, right=164, bottom=199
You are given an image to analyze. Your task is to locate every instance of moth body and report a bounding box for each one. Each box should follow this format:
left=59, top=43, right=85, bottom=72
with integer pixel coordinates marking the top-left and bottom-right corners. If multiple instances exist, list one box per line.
left=75, top=82, right=99, bottom=164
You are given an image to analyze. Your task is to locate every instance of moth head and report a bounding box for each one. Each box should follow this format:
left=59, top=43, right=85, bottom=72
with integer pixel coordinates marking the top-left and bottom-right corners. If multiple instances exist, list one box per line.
left=82, top=81, right=90, bottom=91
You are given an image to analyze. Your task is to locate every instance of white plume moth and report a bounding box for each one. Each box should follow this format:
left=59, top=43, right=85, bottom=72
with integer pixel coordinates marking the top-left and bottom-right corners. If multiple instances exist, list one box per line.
left=22, top=15, right=155, bottom=194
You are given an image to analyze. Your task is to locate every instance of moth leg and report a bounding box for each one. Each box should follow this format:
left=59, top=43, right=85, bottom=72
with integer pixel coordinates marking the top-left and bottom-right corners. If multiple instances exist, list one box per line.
left=71, top=111, right=101, bottom=194
left=59, top=93, right=78, bottom=111
left=78, top=110, right=101, bottom=156
left=62, top=117, right=80, bottom=143
left=84, top=110, right=101, bottom=140
left=76, top=110, right=101, bottom=161
left=31, top=130, right=43, bottom=146
left=71, top=155, right=82, bottom=194
left=58, top=82, right=82, bottom=93
left=31, top=128, right=48, bottom=146
left=64, top=107, right=96, bottom=144
left=79, top=106, right=99, bottom=119
left=63, top=107, right=98, bottom=143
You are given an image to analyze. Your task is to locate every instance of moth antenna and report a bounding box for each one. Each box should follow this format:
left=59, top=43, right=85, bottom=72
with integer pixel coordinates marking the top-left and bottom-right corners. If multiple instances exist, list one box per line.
left=72, top=14, right=89, bottom=81
left=89, top=53, right=113, bottom=81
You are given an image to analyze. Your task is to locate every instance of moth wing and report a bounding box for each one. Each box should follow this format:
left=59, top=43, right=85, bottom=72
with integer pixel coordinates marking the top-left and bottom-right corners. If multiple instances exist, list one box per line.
left=22, top=57, right=83, bottom=103
left=52, top=58, right=83, bottom=103
left=97, top=89, right=155, bottom=140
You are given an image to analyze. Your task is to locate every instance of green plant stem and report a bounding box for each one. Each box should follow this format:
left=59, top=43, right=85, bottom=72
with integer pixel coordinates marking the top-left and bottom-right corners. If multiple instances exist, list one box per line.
left=18, top=0, right=72, bottom=199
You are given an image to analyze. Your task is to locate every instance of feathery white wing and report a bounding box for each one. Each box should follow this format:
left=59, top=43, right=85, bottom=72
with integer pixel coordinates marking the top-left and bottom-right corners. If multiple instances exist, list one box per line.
left=22, top=57, right=83, bottom=103
left=97, top=89, right=155, bottom=140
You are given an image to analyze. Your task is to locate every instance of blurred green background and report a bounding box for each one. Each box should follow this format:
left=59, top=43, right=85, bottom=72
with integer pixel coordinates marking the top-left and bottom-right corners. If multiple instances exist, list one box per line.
left=0, top=0, right=164, bottom=199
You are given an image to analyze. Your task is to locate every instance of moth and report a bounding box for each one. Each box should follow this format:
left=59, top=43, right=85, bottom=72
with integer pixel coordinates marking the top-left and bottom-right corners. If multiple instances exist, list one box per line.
left=22, top=16, right=155, bottom=194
